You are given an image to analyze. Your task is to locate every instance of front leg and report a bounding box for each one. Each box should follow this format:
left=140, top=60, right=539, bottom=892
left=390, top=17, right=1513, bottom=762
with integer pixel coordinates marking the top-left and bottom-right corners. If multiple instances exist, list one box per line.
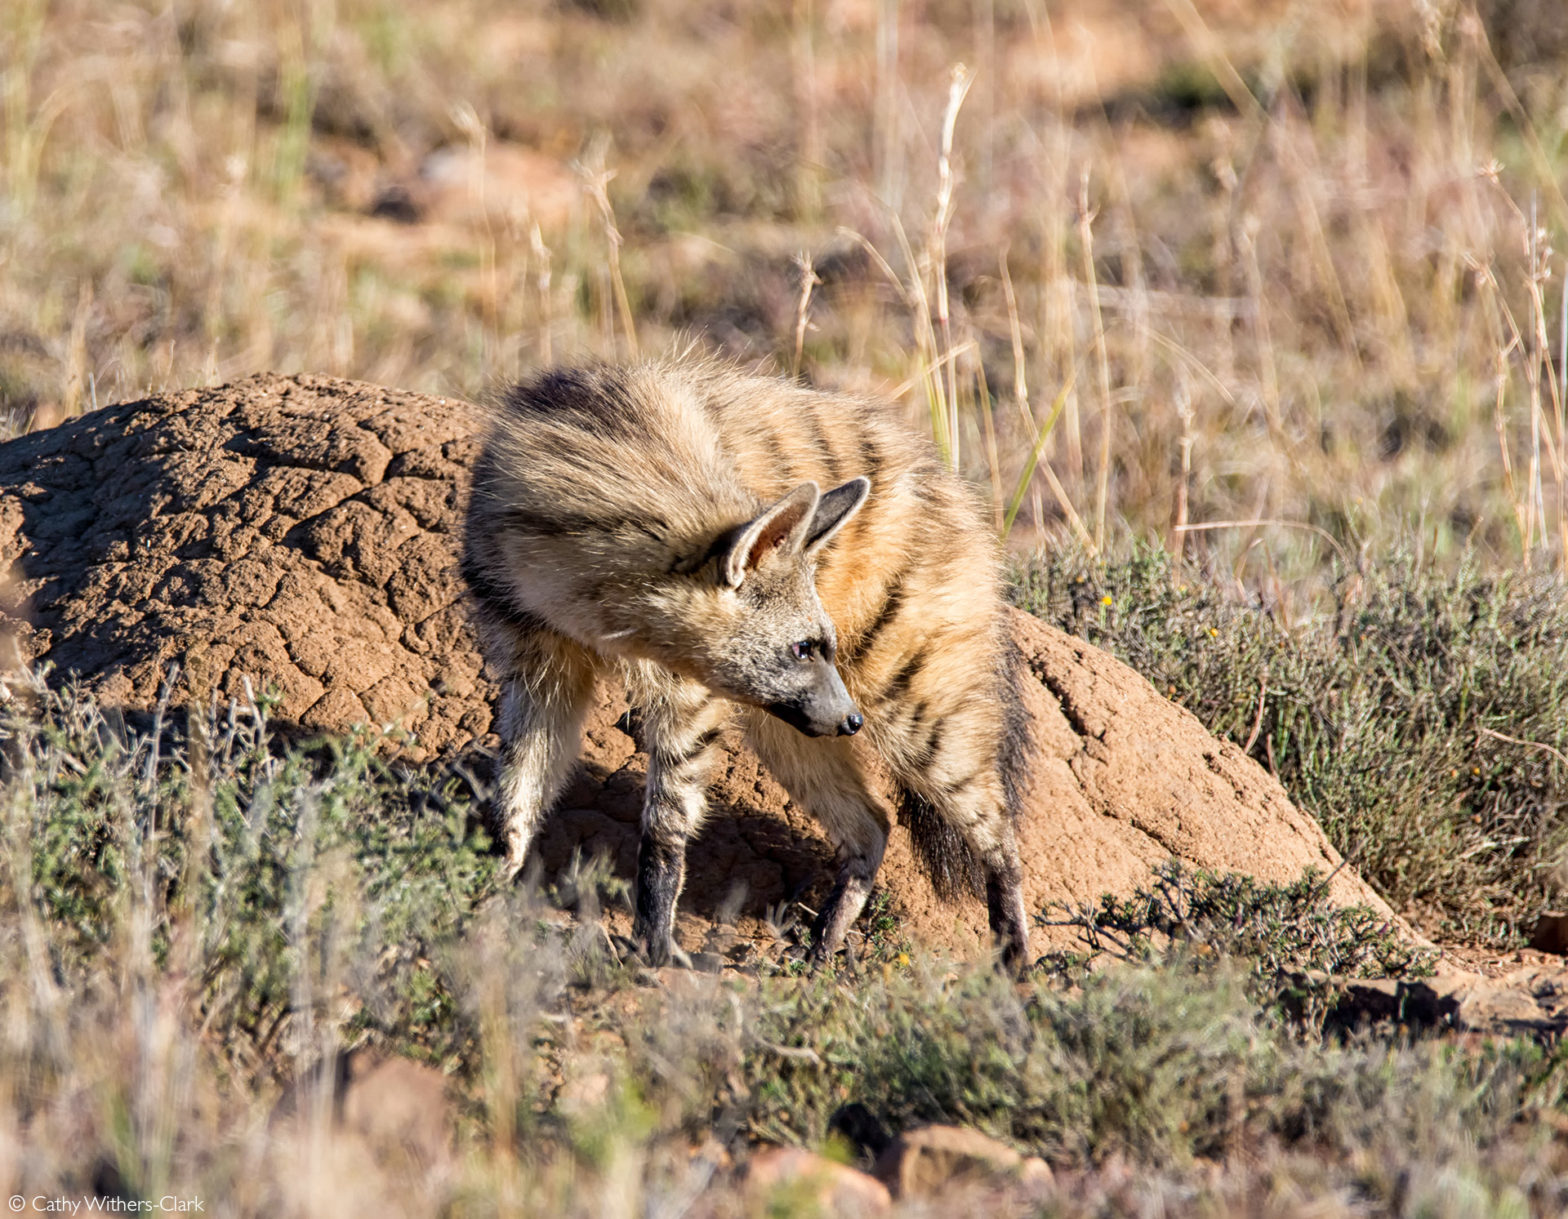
left=743, top=713, right=891, bottom=968
left=482, top=619, right=598, bottom=879
left=632, top=679, right=730, bottom=966
left=809, top=839, right=887, bottom=967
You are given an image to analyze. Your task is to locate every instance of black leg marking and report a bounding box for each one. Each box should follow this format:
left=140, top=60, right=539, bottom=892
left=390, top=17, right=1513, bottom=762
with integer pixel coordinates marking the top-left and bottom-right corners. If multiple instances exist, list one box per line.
left=985, top=860, right=1029, bottom=976
left=634, top=834, right=686, bottom=967
left=629, top=682, right=728, bottom=968
left=896, top=785, right=985, bottom=901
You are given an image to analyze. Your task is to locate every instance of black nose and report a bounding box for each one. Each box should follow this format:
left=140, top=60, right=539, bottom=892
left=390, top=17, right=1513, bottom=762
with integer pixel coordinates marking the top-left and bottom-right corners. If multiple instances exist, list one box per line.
left=838, top=712, right=864, bottom=736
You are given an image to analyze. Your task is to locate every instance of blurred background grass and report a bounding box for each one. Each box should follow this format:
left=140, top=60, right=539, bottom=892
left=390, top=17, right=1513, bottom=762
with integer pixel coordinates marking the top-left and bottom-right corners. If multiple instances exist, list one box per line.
left=5, top=0, right=1568, bottom=585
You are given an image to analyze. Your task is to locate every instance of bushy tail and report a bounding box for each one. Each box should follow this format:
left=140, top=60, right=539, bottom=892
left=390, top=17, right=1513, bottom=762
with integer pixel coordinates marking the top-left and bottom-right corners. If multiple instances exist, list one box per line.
left=898, top=788, right=985, bottom=900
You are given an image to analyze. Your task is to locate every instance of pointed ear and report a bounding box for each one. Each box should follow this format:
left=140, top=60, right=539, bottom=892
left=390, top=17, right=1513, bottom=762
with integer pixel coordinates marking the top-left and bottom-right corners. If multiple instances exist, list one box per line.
left=803, top=477, right=871, bottom=558
left=719, top=482, right=821, bottom=588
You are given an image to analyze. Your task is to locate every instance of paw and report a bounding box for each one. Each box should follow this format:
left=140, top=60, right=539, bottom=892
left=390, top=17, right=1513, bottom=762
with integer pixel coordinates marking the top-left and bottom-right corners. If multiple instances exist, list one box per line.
left=997, top=935, right=1031, bottom=979
left=804, top=940, right=839, bottom=974
left=631, top=927, right=687, bottom=971
left=613, top=933, right=692, bottom=974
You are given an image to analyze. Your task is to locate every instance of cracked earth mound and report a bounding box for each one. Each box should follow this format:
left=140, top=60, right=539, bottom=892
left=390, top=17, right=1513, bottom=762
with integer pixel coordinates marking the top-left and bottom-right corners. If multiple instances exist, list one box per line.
left=0, top=374, right=1395, bottom=954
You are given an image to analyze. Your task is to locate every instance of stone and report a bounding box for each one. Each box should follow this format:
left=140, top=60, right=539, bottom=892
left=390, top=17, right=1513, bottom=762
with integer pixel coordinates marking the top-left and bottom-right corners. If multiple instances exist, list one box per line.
left=336, top=1052, right=455, bottom=1169
left=271, top=1048, right=456, bottom=1172
left=872, top=1124, right=1049, bottom=1199
left=1328, top=964, right=1568, bottom=1041
left=746, top=1146, right=892, bottom=1214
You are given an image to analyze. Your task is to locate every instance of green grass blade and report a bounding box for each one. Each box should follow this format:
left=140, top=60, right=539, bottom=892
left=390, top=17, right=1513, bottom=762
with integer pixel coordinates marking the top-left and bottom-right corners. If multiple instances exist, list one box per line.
left=1002, top=370, right=1076, bottom=539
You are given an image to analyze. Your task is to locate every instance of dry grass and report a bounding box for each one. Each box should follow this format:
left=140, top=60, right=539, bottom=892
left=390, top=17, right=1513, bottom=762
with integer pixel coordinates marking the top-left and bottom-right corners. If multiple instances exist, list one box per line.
left=8, top=3, right=1568, bottom=1212
left=3, top=0, right=1568, bottom=583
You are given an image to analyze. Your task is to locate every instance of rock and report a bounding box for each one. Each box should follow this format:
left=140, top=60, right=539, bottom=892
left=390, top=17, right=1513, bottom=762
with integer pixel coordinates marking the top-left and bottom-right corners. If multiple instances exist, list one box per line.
left=872, top=1124, right=1050, bottom=1199
left=416, top=143, right=579, bottom=230
left=557, top=1066, right=613, bottom=1117
left=1325, top=976, right=1461, bottom=1034
left=272, top=1048, right=455, bottom=1171
left=1022, top=1156, right=1054, bottom=1186
left=1328, top=964, right=1568, bottom=1042
left=1455, top=973, right=1561, bottom=1035
left=267, top=1049, right=456, bottom=1214
left=336, top=1052, right=455, bottom=1168
left=745, top=1146, right=891, bottom=1214
left=0, top=374, right=1400, bottom=957
left=0, top=373, right=485, bottom=762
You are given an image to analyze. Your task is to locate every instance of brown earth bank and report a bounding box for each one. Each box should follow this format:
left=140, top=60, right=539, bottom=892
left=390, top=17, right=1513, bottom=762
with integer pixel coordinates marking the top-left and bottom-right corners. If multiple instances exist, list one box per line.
left=0, top=373, right=1409, bottom=958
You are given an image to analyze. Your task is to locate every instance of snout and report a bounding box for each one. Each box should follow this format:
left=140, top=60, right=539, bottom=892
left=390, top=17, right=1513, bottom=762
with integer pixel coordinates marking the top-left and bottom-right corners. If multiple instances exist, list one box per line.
left=767, top=700, right=864, bottom=738
left=766, top=657, right=863, bottom=738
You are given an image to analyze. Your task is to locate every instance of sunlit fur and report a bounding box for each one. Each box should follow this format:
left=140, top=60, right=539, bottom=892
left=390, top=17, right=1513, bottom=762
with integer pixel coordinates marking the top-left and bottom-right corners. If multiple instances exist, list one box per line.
left=463, top=356, right=1029, bottom=971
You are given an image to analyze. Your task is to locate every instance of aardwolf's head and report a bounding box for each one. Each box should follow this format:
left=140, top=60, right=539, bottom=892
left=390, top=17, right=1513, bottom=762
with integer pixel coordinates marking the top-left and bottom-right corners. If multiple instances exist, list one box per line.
left=665, top=478, right=870, bottom=737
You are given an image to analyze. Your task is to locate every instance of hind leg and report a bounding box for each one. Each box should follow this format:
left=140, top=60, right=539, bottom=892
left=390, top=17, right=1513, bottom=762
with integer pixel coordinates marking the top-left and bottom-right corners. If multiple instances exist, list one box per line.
left=903, top=773, right=1028, bottom=973
left=480, top=617, right=599, bottom=879
left=630, top=674, right=732, bottom=966
left=983, top=832, right=1028, bottom=975
left=745, top=713, right=892, bottom=966
left=886, top=721, right=1029, bottom=974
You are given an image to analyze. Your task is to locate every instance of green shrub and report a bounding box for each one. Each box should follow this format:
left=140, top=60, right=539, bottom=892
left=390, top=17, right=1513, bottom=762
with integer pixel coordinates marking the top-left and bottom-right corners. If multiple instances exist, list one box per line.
left=1013, top=547, right=1568, bottom=945
left=1, top=677, right=503, bottom=1069
left=1040, top=859, right=1437, bottom=982
left=736, top=950, right=1568, bottom=1188
left=4, top=676, right=1568, bottom=1212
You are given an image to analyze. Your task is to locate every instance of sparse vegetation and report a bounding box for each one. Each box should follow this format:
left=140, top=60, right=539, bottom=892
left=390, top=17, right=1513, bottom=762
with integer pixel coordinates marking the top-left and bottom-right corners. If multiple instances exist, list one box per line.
left=3, top=680, right=1568, bottom=1215
left=1037, top=858, right=1437, bottom=983
left=8, top=0, right=1568, bottom=1211
left=1015, top=547, right=1568, bottom=945
left=2, top=0, right=1568, bottom=582
left=741, top=950, right=1568, bottom=1192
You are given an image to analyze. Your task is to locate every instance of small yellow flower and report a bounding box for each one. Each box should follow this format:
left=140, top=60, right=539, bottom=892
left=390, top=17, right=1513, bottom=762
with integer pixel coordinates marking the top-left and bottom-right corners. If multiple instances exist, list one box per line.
left=1101, top=594, right=1114, bottom=606
left=897, top=951, right=910, bottom=968
left=1208, top=627, right=1219, bottom=638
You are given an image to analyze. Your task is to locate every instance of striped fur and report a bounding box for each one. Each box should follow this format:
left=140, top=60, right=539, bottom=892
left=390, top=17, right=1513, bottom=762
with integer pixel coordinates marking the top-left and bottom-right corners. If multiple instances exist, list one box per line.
left=463, top=357, right=1029, bottom=972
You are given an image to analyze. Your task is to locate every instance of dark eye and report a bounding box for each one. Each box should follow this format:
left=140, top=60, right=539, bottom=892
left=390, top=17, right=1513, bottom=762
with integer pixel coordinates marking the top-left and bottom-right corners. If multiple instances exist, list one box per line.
left=790, top=640, right=815, bottom=661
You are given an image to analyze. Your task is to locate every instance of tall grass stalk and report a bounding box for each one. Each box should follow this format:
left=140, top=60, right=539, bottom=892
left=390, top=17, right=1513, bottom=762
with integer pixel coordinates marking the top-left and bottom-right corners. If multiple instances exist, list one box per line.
left=932, top=63, right=972, bottom=466
left=1003, top=370, right=1075, bottom=540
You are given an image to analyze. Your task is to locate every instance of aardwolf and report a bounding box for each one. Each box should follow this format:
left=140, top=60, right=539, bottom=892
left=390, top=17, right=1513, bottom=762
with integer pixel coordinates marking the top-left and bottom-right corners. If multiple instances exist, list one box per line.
left=462, top=358, right=1030, bottom=970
